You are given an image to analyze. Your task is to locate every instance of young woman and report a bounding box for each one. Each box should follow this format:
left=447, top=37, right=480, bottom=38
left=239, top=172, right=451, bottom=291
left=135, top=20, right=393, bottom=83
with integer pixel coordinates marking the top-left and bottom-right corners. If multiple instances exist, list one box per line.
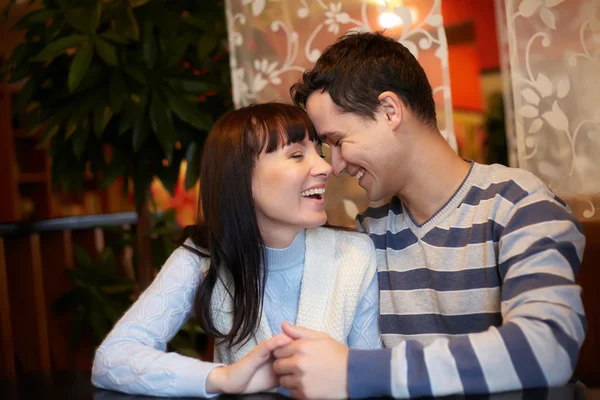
left=91, top=103, right=380, bottom=397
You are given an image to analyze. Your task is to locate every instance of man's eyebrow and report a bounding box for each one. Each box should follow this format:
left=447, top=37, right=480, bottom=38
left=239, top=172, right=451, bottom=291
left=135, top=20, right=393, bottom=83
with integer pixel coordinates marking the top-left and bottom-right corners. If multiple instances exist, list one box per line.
left=318, top=131, right=341, bottom=140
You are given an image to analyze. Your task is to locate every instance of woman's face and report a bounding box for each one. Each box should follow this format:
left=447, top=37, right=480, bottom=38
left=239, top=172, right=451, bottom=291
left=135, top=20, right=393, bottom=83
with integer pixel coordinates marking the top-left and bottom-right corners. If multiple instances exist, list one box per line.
left=252, top=135, right=332, bottom=247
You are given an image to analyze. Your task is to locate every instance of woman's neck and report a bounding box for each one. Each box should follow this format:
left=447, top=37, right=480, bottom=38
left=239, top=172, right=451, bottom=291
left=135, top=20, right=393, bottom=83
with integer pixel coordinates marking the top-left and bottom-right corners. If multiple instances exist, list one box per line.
left=260, top=226, right=302, bottom=248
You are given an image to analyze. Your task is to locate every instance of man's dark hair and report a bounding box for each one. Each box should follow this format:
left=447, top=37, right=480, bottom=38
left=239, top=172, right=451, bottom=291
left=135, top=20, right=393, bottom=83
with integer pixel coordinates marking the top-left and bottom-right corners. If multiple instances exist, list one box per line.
left=291, top=31, right=437, bottom=128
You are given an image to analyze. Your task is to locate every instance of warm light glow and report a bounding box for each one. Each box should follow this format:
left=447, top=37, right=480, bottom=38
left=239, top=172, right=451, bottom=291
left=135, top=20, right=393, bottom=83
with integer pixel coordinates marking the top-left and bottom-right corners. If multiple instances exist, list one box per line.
left=379, top=12, right=403, bottom=28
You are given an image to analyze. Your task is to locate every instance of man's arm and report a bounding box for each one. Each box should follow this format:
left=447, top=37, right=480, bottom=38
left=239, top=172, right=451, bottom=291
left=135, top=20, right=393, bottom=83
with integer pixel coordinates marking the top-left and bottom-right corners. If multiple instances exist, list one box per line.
left=275, top=193, right=586, bottom=399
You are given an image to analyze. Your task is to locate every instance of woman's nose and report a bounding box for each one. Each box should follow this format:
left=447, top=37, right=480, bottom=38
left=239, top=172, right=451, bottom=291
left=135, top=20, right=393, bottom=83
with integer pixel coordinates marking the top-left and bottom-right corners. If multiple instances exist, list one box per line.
left=313, top=153, right=333, bottom=177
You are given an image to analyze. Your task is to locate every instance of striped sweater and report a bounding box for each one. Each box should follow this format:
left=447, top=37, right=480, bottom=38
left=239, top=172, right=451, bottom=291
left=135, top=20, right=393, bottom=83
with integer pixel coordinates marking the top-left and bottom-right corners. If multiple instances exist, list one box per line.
left=347, top=162, right=586, bottom=398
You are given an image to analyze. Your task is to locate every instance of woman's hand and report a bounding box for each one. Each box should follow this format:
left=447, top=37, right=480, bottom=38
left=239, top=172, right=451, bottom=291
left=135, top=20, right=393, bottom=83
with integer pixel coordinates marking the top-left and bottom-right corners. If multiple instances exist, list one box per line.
left=206, top=333, right=292, bottom=394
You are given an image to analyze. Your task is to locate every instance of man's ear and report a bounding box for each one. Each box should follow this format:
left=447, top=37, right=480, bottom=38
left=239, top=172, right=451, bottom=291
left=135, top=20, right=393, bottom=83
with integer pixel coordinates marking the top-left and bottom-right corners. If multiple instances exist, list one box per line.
left=378, top=91, right=403, bottom=130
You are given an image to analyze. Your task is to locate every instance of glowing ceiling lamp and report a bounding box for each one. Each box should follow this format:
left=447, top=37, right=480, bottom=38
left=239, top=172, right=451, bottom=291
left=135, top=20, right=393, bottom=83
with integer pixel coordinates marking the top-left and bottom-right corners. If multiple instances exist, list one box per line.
left=379, top=12, right=403, bottom=28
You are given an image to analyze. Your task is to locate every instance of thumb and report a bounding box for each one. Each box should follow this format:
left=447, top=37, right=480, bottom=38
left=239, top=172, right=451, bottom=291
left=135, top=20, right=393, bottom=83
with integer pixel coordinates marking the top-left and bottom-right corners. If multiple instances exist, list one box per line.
left=281, top=321, right=322, bottom=340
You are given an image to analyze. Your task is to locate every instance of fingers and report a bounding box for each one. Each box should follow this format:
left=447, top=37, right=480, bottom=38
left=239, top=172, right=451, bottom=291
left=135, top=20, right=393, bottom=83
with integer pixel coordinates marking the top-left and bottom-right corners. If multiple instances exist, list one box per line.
left=273, top=355, right=302, bottom=375
left=272, top=339, right=304, bottom=359
left=265, top=332, right=293, bottom=351
left=281, top=321, right=323, bottom=340
left=279, top=374, right=300, bottom=390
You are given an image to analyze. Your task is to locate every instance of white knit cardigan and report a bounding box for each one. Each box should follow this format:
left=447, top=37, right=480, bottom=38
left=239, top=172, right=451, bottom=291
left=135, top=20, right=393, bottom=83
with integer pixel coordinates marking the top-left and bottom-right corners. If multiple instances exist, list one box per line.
left=206, top=227, right=377, bottom=364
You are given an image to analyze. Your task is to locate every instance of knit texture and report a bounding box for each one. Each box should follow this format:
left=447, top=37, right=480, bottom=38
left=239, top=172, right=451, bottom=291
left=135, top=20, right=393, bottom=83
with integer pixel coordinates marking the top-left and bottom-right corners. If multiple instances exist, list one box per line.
left=213, top=227, right=377, bottom=364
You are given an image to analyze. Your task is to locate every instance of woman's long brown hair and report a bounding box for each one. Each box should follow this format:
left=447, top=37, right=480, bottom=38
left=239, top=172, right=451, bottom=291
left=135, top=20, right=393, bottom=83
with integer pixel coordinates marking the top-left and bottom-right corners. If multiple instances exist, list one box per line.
left=178, top=103, right=320, bottom=347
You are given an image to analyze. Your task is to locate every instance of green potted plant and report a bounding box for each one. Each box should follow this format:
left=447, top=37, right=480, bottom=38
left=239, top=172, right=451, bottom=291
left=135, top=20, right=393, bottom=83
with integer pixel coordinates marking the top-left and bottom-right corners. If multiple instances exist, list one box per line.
left=1, top=0, right=232, bottom=290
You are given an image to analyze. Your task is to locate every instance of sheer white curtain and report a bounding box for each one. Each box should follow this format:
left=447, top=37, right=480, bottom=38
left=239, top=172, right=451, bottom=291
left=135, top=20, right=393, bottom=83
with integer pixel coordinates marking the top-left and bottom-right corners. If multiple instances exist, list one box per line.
left=225, top=0, right=455, bottom=226
left=498, top=0, right=600, bottom=220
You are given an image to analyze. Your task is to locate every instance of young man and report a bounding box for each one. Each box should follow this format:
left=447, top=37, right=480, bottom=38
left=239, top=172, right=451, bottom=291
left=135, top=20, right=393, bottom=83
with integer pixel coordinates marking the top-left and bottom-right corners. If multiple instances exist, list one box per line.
left=272, top=32, right=586, bottom=399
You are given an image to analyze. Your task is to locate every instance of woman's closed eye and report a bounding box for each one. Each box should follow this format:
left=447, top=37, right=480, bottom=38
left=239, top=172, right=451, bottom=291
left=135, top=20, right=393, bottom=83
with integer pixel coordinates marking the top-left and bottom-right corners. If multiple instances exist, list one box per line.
left=291, top=152, right=304, bottom=159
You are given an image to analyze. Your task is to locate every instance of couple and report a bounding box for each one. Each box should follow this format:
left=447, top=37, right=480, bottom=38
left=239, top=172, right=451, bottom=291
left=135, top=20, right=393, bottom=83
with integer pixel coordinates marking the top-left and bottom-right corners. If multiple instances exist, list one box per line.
left=92, top=32, right=586, bottom=399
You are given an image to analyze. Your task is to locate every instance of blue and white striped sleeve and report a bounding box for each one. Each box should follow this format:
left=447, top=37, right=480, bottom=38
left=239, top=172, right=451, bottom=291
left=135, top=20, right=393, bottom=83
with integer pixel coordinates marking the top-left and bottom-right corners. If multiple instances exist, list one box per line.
left=348, top=189, right=586, bottom=398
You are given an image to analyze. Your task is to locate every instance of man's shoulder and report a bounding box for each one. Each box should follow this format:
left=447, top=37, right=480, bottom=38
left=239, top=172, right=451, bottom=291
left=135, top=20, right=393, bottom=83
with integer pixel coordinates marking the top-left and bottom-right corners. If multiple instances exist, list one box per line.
left=468, top=163, right=553, bottom=207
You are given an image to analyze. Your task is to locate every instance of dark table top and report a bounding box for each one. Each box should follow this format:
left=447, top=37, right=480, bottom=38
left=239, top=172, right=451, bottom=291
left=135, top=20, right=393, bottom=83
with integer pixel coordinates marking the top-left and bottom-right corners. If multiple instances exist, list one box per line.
left=1, top=372, right=599, bottom=400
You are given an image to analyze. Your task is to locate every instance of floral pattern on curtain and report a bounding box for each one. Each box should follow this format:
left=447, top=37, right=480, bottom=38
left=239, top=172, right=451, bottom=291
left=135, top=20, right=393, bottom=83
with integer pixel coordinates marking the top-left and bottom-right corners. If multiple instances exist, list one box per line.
left=500, top=0, right=600, bottom=220
left=224, top=0, right=456, bottom=226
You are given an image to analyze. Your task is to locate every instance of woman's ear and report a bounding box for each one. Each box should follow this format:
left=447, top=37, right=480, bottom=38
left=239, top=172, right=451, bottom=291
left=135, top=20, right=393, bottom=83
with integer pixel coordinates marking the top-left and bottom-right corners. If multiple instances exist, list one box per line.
left=377, top=91, right=403, bottom=130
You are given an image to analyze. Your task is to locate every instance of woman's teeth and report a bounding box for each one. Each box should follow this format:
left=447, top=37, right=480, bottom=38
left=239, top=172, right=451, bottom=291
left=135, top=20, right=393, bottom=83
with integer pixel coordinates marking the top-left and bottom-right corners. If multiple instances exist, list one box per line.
left=354, top=170, right=364, bottom=180
left=301, top=188, right=326, bottom=197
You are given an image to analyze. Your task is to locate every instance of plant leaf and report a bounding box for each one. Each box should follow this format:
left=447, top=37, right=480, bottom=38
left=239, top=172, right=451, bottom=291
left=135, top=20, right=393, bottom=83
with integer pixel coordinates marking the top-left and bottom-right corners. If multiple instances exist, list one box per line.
left=102, top=161, right=127, bottom=188
left=95, top=38, right=118, bottom=66
left=149, top=91, right=176, bottom=158
left=65, top=8, right=92, bottom=33
left=31, top=35, right=87, bottom=61
left=99, top=30, right=131, bottom=44
left=11, top=9, right=62, bottom=31
left=185, top=141, right=201, bottom=190
left=123, top=67, right=147, bottom=84
left=141, top=20, right=158, bottom=68
left=156, top=154, right=181, bottom=196
left=99, top=247, right=116, bottom=276
left=109, top=71, right=127, bottom=112
left=112, top=4, right=140, bottom=41
left=74, top=245, right=93, bottom=271
left=91, top=0, right=103, bottom=31
left=181, top=14, right=209, bottom=30
left=162, top=88, right=212, bottom=131
left=197, top=32, right=218, bottom=59
left=72, top=125, right=89, bottom=159
left=100, top=282, right=135, bottom=295
left=68, top=40, right=94, bottom=93
left=133, top=110, right=149, bottom=151
left=131, top=0, right=151, bottom=7
left=93, top=104, right=113, bottom=138
left=164, top=35, right=190, bottom=69
left=13, top=78, right=34, bottom=115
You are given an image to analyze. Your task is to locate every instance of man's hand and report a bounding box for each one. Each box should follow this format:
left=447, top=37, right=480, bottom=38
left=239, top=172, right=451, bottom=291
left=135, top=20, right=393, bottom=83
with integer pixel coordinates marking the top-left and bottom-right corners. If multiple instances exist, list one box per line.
left=207, top=333, right=292, bottom=394
left=273, top=322, right=349, bottom=399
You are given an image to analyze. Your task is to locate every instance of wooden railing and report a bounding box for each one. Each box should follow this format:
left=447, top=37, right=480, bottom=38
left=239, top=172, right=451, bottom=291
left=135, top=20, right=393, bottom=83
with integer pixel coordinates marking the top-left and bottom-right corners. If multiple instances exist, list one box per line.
left=0, top=213, right=137, bottom=379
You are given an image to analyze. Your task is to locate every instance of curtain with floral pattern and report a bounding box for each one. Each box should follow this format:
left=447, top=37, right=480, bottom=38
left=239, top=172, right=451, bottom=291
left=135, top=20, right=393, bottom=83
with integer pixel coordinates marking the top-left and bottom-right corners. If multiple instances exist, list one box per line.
left=499, top=0, right=600, bottom=220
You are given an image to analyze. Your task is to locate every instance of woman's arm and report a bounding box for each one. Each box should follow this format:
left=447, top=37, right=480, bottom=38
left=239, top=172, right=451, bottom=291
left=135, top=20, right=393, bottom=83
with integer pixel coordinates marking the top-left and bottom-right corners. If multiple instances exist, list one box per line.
left=91, top=246, right=221, bottom=397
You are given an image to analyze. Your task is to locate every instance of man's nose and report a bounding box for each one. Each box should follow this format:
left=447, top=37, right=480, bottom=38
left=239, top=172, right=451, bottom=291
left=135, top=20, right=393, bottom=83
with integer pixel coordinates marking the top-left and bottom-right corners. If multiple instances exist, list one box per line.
left=330, top=147, right=347, bottom=177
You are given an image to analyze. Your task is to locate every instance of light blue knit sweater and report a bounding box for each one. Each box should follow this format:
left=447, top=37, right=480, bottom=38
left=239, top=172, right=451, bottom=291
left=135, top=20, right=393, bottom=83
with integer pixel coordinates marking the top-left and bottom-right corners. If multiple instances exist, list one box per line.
left=92, top=229, right=381, bottom=397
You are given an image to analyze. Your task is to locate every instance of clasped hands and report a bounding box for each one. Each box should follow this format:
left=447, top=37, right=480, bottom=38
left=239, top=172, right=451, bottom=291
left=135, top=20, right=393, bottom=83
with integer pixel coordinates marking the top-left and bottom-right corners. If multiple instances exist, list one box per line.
left=206, top=321, right=349, bottom=399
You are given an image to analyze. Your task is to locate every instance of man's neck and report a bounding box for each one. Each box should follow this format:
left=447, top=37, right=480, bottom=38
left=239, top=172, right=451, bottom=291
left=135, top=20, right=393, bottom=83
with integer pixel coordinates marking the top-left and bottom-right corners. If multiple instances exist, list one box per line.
left=397, top=134, right=472, bottom=226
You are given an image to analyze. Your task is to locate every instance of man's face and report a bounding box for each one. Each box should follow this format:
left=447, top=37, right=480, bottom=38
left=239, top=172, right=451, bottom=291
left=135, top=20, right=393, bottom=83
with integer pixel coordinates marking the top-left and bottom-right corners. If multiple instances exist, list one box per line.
left=305, top=91, right=404, bottom=203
